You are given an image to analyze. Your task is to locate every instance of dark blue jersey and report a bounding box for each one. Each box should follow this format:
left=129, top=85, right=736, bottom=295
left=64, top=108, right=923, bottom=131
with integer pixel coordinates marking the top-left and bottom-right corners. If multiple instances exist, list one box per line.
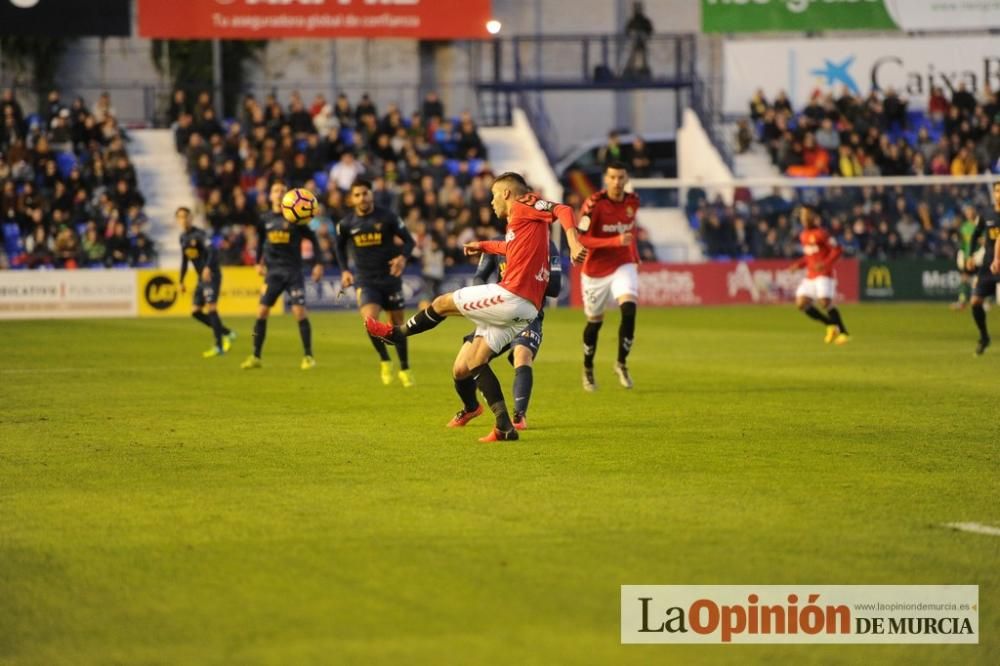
left=257, top=211, right=322, bottom=274
left=971, top=215, right=1000, bottom=274
left=474, top=237, right=561, bottom=310
left=334, top=206, right=415, bottom=284
left=179, top=228, right=219, bottom=280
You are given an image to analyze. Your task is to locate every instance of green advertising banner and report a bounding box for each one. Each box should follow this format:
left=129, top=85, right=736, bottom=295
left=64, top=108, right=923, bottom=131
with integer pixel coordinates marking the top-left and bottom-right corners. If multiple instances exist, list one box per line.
left=702, top=0, right=1000, bottom=33
left=860, top=260, right=967, bottom=302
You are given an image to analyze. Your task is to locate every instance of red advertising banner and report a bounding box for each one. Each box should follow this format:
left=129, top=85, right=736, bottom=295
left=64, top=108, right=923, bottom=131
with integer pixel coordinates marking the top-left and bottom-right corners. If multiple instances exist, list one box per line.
left=138, top=0, right=492, bottom=40
left=570, top=259, right=860, bottom=307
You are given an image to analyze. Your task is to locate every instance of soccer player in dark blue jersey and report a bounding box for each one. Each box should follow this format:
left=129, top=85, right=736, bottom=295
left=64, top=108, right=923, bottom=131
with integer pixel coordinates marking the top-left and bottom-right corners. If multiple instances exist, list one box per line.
left=241, top=182, right=326, bottom=370
left=176, top=206, right=235, bottom=358
left=447, top=237, right=561, bottom=430
left=969, top=182, right=1000, bottom=355
left=335, top=178, right=417, bottom=386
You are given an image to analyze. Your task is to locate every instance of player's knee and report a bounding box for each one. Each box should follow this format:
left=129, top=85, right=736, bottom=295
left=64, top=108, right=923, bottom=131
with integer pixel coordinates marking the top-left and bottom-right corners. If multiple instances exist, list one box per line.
left=452, top=360, right=471, bottom=380
left=817, top=298, right=832, bottom=309
left=431, top=293, right=455, bottom=314
left=257, top=305, right=271, bottom=319
left=796, top=299, right=810, bottom=310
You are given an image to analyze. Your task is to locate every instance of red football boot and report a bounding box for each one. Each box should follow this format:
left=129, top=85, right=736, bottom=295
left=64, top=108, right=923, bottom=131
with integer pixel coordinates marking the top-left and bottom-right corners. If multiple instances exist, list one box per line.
left=364, top=316, right=396, bottom=345
left=478, top=427, right=519, bottom=442
left=447, top=405, right=484, bottom=428
left=512, top=413, right=527, bottom=431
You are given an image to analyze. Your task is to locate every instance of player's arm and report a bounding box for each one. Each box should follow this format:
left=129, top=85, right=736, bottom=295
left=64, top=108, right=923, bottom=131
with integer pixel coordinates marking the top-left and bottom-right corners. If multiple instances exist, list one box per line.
left=545, top=241, right=562, bottom=298
left=202, top=244, right=219, bottom=282
left=472, top=252, right=498, bottom=285
left=473, top=239, right=507, bottom=255
left=178, top=242, right=189, bottom=293
left=991, top=235, right=1000, bottom=275
left=254, top=221, right=268, bottom=274
left=334, top=220, right=353, bottom=287
left=299, top=225, right=325, bottom=282
left=389, top=216, right=415, bottom=277
left=968, top=219, right=984, bottom=271
left=552, top=202, right=587, bottom=262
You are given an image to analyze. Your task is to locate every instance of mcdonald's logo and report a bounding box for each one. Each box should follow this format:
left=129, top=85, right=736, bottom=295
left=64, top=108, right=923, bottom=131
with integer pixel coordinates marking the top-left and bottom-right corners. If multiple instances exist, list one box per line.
left=867, top=266, right=892, bottom=289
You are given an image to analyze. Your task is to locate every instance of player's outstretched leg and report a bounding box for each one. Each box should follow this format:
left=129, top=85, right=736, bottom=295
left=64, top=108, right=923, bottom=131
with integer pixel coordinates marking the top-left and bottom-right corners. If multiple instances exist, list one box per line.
left=614, top=301, right=636, bottom=388
left=473, top=363, right=517, bottom=441
left=972, top=297, right=990, bottom=355
left=366, top=304, right=444, bottom=344
left=582, top=319, right=602, bottom=391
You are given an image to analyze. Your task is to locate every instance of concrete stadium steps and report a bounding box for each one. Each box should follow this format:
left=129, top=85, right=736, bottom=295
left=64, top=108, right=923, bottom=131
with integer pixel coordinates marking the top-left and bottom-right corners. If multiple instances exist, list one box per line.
left=482, top=111, right=702, bottom=263
left=130, top=129, right=197, bottom=267
left=639, top=209, right=704, bottom=263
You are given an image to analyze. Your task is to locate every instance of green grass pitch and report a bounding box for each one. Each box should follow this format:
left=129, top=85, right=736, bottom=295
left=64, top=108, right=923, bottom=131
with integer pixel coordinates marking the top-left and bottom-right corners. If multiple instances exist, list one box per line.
left=1, top=304, right=997, bottom=665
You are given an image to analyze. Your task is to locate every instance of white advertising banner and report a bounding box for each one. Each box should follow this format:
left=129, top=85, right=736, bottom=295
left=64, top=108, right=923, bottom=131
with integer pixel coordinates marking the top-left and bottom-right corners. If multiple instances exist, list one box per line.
left=723, top=36, right=1000, bottom=115
left=0, top=270, right=137, bottom=320
left=884, top=0, right=1000, bottom=32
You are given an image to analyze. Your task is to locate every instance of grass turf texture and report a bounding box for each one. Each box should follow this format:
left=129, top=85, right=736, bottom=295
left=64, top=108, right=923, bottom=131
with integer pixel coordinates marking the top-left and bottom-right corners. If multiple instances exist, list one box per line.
left=1, top=304, right=997, bottom=665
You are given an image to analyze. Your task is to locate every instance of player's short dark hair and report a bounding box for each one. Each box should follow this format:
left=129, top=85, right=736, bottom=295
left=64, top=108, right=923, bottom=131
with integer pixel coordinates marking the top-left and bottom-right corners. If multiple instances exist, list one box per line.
left=350, top=178, right=373, bottom=192
left=800, top=203, right=820, bottom=215
left=492, top=171, right=529, bottom=195
left=605, top=160, right=629, bottom=173
left=175, top=206, right=191, bottom=216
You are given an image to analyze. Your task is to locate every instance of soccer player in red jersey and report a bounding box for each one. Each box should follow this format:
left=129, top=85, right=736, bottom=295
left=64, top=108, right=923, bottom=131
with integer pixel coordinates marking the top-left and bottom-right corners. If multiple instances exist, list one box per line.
left=791, top=204, right=850, bottom=344
left=366, top=172, right=587, bottom=441
left=577, top=161, right=641, bottom=391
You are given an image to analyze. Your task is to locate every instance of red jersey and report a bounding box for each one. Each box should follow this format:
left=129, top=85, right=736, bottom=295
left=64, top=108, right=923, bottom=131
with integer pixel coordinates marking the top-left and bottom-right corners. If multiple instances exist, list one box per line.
left=796, top=227, right=842, bottom=278
left=479, top=193, right=575, bottom=310
left=578, top=190, right=640, bottom=277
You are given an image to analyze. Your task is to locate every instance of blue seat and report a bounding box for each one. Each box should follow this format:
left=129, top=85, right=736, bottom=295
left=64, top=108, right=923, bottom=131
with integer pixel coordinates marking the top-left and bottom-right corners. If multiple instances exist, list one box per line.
left=339, top=128, right=355, bottom=147
left=56, top=152, right=77, bottom=179
left=3, top=223, right=25, bottom=258
left=313, top=170, right=329, bottom=194
left=75, top=223, right=88, bottom=237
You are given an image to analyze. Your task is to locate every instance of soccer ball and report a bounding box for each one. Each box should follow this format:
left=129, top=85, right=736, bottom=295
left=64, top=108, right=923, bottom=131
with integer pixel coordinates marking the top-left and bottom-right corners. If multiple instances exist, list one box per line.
left=281, top=188, right=318, bottom=224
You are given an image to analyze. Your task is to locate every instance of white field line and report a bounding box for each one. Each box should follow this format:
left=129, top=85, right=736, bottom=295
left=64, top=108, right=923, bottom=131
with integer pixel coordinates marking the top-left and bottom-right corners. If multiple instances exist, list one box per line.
left=942, top=523, right=1000, bottom=537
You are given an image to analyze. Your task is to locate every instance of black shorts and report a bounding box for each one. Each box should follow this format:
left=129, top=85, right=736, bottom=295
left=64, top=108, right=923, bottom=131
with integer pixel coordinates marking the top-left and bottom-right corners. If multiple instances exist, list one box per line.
left=973, top=272, right=1000, bottom=299
left=193, top=273, right=221, bottom=307
left=261, top=271, right=306, bottom=307
left=357, top=281, right=405, bottom=311
left=462, top=316, right=544, bottom=364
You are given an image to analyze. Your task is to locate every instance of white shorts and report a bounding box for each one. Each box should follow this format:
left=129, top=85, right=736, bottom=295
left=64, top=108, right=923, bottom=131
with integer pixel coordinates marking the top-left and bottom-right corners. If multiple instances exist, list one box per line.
left=795, top=276, right=836, bottom=301
left=581, top=263, right=639, bottom=318
left=453, top=283, right=538, bottom=353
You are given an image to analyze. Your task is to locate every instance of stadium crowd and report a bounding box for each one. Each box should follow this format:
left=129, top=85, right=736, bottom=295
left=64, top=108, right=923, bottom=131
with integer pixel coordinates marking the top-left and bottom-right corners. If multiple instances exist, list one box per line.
left=1, top=89, right=154, bottom=270
left=171, top=88, right=511, bottom=290
left=700, top=84, right=1000, bottom=260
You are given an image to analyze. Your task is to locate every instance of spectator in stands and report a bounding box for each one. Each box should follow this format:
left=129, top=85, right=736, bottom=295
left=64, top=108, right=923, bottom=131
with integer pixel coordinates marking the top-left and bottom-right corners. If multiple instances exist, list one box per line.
left=636, top=226, right=657, bottom=262
left=630, top=135, right=653, bottom=176
left=25, top=226, right=54, bottom=268
left=951, top=146, right=978, bottom=175
left=952, top=83, right=977, bottom=116
left=103, top=221, right=130, bottom=266
left=623, top=1, right=653, bottom=78
left=329, top=151, right=364, bottom=192
left=333, top=93, right=353, bottom=128
left=598, top=130, right=624, bottom=166
left=422, top=91, right=444, bottom=122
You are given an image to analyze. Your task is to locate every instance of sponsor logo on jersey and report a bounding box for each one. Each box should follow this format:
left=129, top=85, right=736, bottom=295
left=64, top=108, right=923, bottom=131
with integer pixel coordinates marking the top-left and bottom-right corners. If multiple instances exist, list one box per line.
left=601, top=221, right=634, bottom=234
left=354, top=231, right=383, bottom=247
